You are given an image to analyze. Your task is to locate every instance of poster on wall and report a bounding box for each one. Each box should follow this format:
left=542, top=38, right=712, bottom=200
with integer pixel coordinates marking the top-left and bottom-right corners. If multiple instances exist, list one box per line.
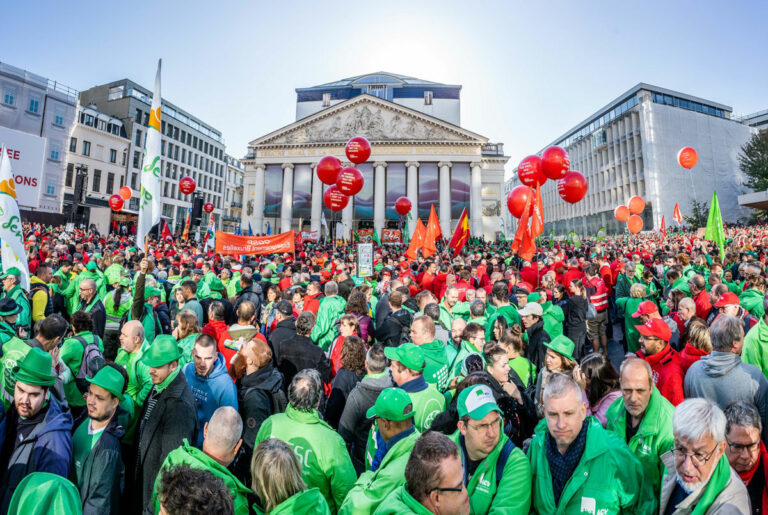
left=356, top=228, right=373, bottom=243
left=357, top=243, right=373, bottom=277
left=382, top=229, right=402, bottom=244
left=0, top=126, right=46, bottom=209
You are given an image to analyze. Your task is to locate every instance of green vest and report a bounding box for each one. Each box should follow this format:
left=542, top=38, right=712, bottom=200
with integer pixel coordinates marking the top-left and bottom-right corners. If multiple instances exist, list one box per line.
left=0, top=325, right=30, bottom=409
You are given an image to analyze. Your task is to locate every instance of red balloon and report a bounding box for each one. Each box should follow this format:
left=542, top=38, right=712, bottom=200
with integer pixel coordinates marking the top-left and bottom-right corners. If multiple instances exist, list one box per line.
left=336, top=167, right=364, bottom=196
left=627, top=215, right=643, bottom=234
left=118, top=186, right=132, bottom=200
left=557, top=171, right=588, bottom=204
left=541, top=146, right=570, bottom=180
left=627, top=196, right=645, bottom=215
left=317, top=156, right=343, bottom=185
left=678, top=147, right=698, bottom=169
left=517, top=155, right=547, bottom=187
left=507, top=185, right=533, bottom=218
left=614, top=205, right=630, bottom=222
left=323, top=185, right=349, bottom=212
left=395, top=196, right=412, bottom=216
left=203, top=202, right=214, bottom=214
left=109, top=195, right=123, bottom=211
left=179, top=176, right=196, bottom=195
left=345, top=137, right=372, bottom=164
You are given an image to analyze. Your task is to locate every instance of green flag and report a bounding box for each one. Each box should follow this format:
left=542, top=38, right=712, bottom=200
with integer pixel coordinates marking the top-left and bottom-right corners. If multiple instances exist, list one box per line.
left=597, top=227, right=606, bottom=241
left=372, top=228, right=382, bottom=246
left=704, top=190, right=725, bottom=260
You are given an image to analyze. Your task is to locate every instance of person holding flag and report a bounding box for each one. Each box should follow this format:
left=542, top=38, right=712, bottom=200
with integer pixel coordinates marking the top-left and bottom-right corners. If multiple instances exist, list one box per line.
left=137, top=60, right=163, bottom=251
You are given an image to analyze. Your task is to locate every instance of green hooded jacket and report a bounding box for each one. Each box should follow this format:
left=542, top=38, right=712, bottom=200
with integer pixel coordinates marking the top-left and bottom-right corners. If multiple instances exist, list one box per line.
left=3, top=285, right=30, bottom=332
left=541, top=301, right=565, bottom=339
left=153, top=439, right=251, bottom=515
left=438, top=301, right=470, bottom=332
left=616, top=297, right=645, bottom=353
left=418, top=340, right=451, bottom=391
left=253, top=487, right=331, bottom=515
left=311, top=295, right=347, bottom=352
left=373, top=485, right=434, bottom=515
left=102, top=263, right=125, bottom=286
left=743, top=317, right=768, bottom=379
left=739, top=288, right=765, bottom=320
left=7, top=472, right=83, bottom=515
left=485, top=304, right=520, bottom=342
left=614, top=273, right=635, bottom=300
left=0, top=322, right=30, bottom=409
left=255, top=405, right=356, bottom=513
left=114, top=344, right=153, bottom=443
left=527, top=417, right=656, bottom=514
left=339, top=429, right=420, bottom=515
left=605, top=386, right=675, bottom=500
left=450, top=339, right=485, bottom=380
left=450, top=429, right=532, bottom=514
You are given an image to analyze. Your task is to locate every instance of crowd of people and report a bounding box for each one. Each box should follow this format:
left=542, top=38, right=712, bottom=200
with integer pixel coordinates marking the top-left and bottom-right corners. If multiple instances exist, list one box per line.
left=0, top=221, right=767, bottom=514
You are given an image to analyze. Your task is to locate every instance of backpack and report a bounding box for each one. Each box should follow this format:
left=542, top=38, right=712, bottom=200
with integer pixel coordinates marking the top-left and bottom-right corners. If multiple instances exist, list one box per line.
left=73, top=335, right=105, bottom=393
left=495, top=439, right=516, bottom=485
left=389, top=312, right=412, bottom=346
left=241, top=385, right=287, bottom=416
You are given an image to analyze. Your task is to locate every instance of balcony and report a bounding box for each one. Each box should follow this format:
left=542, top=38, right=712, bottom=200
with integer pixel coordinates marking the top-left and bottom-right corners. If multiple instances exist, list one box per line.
left=481, top=143, right=504, bottom=157
left=231, top=202, right=242, bottom=208
left=223, top=214, right=238, bottom=222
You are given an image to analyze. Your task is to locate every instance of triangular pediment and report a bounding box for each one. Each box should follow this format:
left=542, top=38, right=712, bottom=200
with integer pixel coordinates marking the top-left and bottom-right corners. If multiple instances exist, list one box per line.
left=250, top=94, right=487, bottom=147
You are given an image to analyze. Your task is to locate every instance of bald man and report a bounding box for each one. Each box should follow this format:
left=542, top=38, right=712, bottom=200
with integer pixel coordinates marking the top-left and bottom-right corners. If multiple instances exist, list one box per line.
left=78, top=278, right=106, bottom=339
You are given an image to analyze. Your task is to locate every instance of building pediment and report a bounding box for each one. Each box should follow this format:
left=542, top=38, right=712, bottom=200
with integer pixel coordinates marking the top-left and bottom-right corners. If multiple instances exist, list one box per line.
left=249, top=94, right=487, bottom=148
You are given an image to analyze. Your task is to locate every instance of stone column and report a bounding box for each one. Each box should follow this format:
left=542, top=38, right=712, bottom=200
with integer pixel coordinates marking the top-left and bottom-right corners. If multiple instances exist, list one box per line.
left=342, top=166, right=354, bottom=241
left=374, top=162, right=387, bottom=237
left=406, top=161, right=419, bottom=236
left=470, top=161, right=483, bottom=237
left=438, top=161, right=452, bottom=234
left=280, top=163, right=294, bottom=233
left=253, top=164, right=265, bottom=233
left=310, top=163, right=322, bottom=233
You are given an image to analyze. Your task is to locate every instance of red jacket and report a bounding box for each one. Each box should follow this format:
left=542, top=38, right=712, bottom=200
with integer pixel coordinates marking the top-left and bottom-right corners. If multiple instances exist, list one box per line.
left=202, top=319, right=229, bottom=342
left=677, top=343, right=709, bottom=373
left=637, top=344, right=685, bottom=406
left=584, top=276, right=609, bottom=312
left=692, top=290, right=712, bottom=321
left=303, top=292, right=323, bottom=316
left=455, top=280, right=471, bottom=302
left=561, top=267, right=584, bottom=290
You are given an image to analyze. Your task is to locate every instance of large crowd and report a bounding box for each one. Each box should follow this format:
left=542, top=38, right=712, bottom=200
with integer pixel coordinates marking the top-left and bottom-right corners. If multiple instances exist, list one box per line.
left=0, top=222, right=767, bottom=514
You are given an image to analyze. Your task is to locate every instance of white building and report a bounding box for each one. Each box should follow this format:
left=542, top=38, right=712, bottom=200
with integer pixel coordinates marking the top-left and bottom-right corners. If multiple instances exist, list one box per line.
left=222, top=154, right=244, bottom=233
left=506, top=83, right=754, bottom=235
left=242, top=72, right=508, bottom=240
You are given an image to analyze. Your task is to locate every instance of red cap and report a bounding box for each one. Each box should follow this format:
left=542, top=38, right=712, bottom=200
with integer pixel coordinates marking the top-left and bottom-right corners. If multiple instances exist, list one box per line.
left=632, top=301, right=659, bottom=318
left=714, top=292, right=740, bottom=307
left=637, top=318, right=671, bottom=341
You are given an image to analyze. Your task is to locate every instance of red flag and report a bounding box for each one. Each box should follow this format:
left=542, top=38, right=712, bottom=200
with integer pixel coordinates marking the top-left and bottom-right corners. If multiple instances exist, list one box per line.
left=660, top=215, right=667, bottom=238
left=162, top=220, right=173, bottom=243
left=182, top=209, right=191, bottom=240
left=511, top=194, right=532, bottom=255
left=673, top=203, right=683, bottom=225
left=448, top=208, right=470, bottom=257
left=406, top=218, right=427, bottom=260
left=530, top=183, right=544, bottom=238
left=520, top=225, right=537, bottom=261
left=423, top=204, right=441, bottom=258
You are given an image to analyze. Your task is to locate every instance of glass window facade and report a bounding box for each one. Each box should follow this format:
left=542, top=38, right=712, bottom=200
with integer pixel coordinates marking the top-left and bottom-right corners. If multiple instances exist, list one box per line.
left=451, top=163, right=470, bottom=219
left=385, top=163, right=406, bottom=220
left=263, top=164, right=282, bottom=218
left=418, top=162, right=439, bottom=220
left=354, top=163, right=374, bottom=221
left=292, top=164, right=312, bottom=219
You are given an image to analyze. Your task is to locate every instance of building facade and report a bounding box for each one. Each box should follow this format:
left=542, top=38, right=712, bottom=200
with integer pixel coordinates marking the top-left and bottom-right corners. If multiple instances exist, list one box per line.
left=222, top=154, right=244, bottom=233
left=242, top=72, right=508, bottom=240
left=79, top=80, right=227, bottom=232
left=506, top=83, right=754, bottom=236
left=0, top=61, right=77, bottom=219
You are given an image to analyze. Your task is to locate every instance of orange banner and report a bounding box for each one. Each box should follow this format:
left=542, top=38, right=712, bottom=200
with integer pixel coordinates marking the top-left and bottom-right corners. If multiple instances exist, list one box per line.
left=215, top=230, right=295, bottom=255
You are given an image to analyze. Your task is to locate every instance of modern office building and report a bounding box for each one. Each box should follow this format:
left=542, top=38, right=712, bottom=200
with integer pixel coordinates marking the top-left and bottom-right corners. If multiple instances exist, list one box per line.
left=243, top=72, right=508, bottom=240
left=0, top=61, right=77, bottom=220
left=506, top=83, right=754, bottom=235
left=79, top=79, right=227, bottom=232
left=222, top=154, right=244, bottom=233
left=740, top=109, right=768, bottom=137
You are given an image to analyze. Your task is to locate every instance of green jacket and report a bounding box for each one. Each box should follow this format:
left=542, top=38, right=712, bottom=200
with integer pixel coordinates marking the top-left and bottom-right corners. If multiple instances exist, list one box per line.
left=605, top=386, right=675, bottom=500
left=153, top=439, right=251, bottom=515
left=254, top=487, right=331, bottom=515
left=0, top=322, right=30, bottom=409
left=3, top=285, right=30, bottom=332
left=450, top=429, right=532, bottom=514
left=485, top=304, right=520, bottom=342
left=541, top=301, right=564, bottom=339
left=438, top=301, right=470, bottom=332
left=451, top=339, right=485, bottom=379
left=408, top=382, right=446, bottom=432
left=102, top=264, right=125, bottom=286
left=255, top=405, right=356, bottom=513
left=614, top=273, right=635, bottom=300
left=418, top=340, right=451, bottom=391
left=62, top=270, right=105, bottom=314
left=739, top=288, right=765, bottom=320
left=527, top=417, right=655, bottom=514
left=114, top=345, right=153, bottom=443
left=311, top=295, right=347, bottom=352
left=616, top=297, right=644, bottom=353
left=670, top=277, right=691, bottom=296
left=374, top=485, right=433, bottom=515
left=743, top=318, right=768, bottom=379
left=60, top=331, right=104, bottom=407
left=339, top=429, right=420, bottom=515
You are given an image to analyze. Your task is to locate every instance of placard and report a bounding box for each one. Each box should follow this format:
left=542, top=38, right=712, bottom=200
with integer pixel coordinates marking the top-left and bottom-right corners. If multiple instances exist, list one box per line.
left=357, top=243, right=373, bottom=277
left=0, top=126, right=46, bottom=209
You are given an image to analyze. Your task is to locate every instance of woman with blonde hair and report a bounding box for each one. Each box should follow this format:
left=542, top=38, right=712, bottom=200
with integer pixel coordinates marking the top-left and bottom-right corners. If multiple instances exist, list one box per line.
left=678, top=318, right=711, bottom=373
left=251, top=438, right=330, bottom=514
left=172, top=310, right=201, bottom=363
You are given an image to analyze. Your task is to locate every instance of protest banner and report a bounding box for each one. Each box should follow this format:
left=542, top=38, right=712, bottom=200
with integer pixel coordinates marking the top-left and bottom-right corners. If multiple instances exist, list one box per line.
left=215, top=230, right=295, bottom=256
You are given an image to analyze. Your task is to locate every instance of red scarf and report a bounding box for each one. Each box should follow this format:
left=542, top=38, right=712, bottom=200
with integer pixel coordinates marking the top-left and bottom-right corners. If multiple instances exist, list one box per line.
left=738, top=441, right=768, bottom=513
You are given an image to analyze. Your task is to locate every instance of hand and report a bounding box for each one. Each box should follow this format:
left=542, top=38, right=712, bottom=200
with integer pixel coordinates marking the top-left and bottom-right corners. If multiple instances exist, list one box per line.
left=502, top=380, right=523, bottom=403
left=50, top=345, right=60, bottom=366
left=572, top=365, right=587, bottom=391
left=140, top=258, right=149, bottom=274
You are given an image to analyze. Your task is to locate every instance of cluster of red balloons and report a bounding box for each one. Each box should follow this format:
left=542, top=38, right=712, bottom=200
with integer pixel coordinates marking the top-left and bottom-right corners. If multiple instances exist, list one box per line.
left=110, top=186, right=133, bottom=212
left=319, top=137, right=371, bottom=212
left=614, top=196, right=645, bottom=233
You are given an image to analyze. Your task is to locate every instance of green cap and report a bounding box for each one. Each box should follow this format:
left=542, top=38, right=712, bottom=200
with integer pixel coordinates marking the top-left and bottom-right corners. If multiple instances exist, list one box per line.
left=209, top=277, right=224, bottom=291
left=86, top=366, right=125, bottom=400
left=119, top=276, right=130, bottom=287
left=366, top=387, right=414, bottom=421
left=0, top=266, right=22, bottom=279
left=544, top=334, right=576, bottom=362
left=457, top=384, right=502, bottom=421
left=144, top=286, right=162, bottom=298
left=384, top=342, right=425, bottom=372
left=7, top=472, right=83, bottom=515
left=13, top=348, right=56, bottom=387
left=92, top=253, right=102, bottom=259
left=141, top=334, right=182, bottom=367
left=128, top=247, right=137, bottom=253
left=527, top=292, right=541, bottom=303
left=85, top=261, right=98, bottom=271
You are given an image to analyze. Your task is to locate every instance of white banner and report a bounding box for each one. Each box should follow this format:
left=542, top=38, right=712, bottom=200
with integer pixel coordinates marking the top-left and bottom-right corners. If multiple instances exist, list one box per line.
left=0, top=147, right=30, bottom=289
left=137, top=60, right=163, bottom=250
left=300, top=230, right=319, bottom=241
left=0, top=127, right=45, bottom=210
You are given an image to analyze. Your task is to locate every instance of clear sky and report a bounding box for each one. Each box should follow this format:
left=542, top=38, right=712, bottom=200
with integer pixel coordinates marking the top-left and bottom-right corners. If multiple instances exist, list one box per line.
left=4, top=0, right=767, bottom=177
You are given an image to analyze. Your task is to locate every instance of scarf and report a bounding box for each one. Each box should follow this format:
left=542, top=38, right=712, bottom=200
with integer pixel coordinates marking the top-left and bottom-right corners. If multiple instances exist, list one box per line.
left=546, top=418, right=588, bottom=505
left=155, top=363, right=181, bottom=394
left=689, top=454, right=733, bottom=515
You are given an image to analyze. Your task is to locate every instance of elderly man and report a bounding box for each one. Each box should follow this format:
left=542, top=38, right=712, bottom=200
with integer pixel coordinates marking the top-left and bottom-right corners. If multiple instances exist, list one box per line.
left=114, top=320, right=152, bottom=442
left=685, top=314, right=768, bottom=442
left=450, top=384, right=531, bottom=514
left=77, top=278, right=106, bottom=339
left=659, top=398, right=750, bottom=513
left=606, top=357, right=675, bottom=500
left=311, top=281, right=347, bottom=352
left=724, top=402, right=767, bottom=514
left=254, top=368, right=356, bottom=513
left=528, top=373, right=653, bottom=514
left=409, top=314, right=450, bottom=391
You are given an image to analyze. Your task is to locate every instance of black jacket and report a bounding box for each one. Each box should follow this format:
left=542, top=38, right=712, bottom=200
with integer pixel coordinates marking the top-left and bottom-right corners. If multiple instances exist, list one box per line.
left=233, top=284, right=263, bottom=322
left=274, top=334, right=331, bottom=388
left=269, top=317, right=297, bottom=356
left=154, top=303, right=172, bottom=335
left=82, top=298, right=106, bottom=340
left=134, top=370, right=197, bottom=514
left=563, top=295, right=588, bottom=345
left=238, top=363, right=284, bottom=449
left=374, top=293, right=392, bottom=330
left=486, top=374, right=537, bottom=447
left=524, top=319, right=550, bottom=373
left=375, top=308, right=413, bottom=347
left=325, top=368, right=363, bottom=429
left=75, top=415, right=125, bottom=515
left=338, top=278, right=356, bottom=301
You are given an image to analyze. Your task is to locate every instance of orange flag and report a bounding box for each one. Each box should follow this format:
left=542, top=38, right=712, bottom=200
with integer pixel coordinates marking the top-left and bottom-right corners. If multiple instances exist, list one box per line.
left=406, top=218, right=427, bottom=260
left=660, top=215, right=667, bottom=238
left=673, top=203, right=683, bottom=225
left=448, top=207, right=469, bottom=257
left=423, top=204, right=441, bottom=257
left=511, top=194, right=532, bottom=255
left=530, top=183, right=544, bottom=238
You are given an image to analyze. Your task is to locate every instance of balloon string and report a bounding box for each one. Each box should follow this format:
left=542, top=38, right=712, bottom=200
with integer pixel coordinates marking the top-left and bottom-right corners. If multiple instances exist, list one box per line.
left=688, top=167, right=698, bottom=205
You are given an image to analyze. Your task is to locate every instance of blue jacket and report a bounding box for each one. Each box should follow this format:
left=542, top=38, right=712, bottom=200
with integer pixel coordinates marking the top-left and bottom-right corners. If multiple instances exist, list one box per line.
left=183, top=353, right=238, bottom=447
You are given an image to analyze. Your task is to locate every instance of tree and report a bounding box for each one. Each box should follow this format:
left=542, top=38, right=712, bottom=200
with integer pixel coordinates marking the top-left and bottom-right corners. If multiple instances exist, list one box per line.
left=739, top=133, right=768, bottom=191
left=683, top=199, right=709, bottom=228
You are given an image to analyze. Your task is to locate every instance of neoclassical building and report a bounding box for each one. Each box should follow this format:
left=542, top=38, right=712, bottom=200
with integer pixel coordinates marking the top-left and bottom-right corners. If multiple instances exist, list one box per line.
left=241, top=72, right=508, bottom=240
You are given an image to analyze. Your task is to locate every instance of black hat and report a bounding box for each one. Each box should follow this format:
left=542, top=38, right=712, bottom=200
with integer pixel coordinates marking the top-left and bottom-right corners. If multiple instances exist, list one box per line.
left=0, top=297, right=21, bottom=317
left=275, top=300, right=293, bottom=316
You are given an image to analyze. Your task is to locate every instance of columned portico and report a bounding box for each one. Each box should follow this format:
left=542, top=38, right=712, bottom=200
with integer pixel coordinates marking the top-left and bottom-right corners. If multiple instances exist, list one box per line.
left=280, top=163, right=294, bottom=233
left=310, top=163, right=322, bottom=233
left=470, top=161, right=483, bottom=237
left=438, top=161, right=452, bottom=233
left=373, top=161, right=387, bottom=236
left=405, top=161, right=418, bottom=236
left=253, top=164, right=266, bottom=233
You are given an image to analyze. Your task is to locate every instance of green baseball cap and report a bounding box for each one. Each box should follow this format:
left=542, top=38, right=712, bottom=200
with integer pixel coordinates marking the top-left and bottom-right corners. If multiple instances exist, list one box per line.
left=366, top=388, right=414, bottom=421
left=144, top=286, right=162, bottom=298
left=13, top=348, right=56, bottom=387
left=128, top=247, right=137, bottom=253
left=457, top=384, right=502, bottom=421
left=209, top=277, right=224, bottom=291
left=86, top=365, right=125, bottom=400
left=0, top=266, right=22, bottom=279
left=527, top=292, right=541, bottom=303
left=141, top=334, right=182, bottom=367
left=384, top=343, right=425, bottom=372
left=543, top=335, right=576, bottom=362
left=85, top=261, right=98, bottom=271
left=119, top=276, right=130, bottom=287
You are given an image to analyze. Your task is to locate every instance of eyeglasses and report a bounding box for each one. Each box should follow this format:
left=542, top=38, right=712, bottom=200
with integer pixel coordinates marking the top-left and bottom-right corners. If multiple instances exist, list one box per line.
left=673, top=444, right=718, bottom=467
left=726, top=439, right=760, bottom=453
left=468, top=416, right=501, bottom=433
left=429, top=483, right=465, bottom=494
